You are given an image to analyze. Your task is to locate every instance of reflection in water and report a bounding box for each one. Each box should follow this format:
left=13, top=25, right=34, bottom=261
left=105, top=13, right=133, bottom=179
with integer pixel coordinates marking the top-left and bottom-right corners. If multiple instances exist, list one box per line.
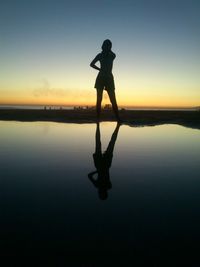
left=88, top=122, right=121, bottom=200
left=1, top=121, right=200, bottom=265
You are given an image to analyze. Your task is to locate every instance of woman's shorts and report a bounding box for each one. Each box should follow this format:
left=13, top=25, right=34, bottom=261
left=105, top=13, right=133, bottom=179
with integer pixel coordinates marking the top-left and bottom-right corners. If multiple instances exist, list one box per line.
left=95, top=73, right=115, bottom=91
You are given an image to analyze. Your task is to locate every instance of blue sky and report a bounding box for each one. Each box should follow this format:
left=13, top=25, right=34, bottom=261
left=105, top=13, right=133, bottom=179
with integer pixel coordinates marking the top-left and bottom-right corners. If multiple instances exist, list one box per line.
left=0, top=0, right=200, bottom=107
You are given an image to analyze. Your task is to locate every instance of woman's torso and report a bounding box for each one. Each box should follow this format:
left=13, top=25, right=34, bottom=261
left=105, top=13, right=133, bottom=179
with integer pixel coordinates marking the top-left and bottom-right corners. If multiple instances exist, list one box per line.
left=99, top=51, right=116, bottom=74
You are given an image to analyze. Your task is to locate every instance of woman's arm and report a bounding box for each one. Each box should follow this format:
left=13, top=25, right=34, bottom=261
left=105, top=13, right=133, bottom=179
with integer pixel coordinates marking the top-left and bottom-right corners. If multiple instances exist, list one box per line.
left=88, top=171, right=98, bottom=187
left=90, top=54, right=101, bottom=71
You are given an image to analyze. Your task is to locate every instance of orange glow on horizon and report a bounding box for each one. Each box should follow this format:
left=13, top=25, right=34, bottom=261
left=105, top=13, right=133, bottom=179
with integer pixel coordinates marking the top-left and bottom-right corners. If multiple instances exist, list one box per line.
left=0, top=86, right=199, bottom=109
left=0, top=98, right=199, bottom=109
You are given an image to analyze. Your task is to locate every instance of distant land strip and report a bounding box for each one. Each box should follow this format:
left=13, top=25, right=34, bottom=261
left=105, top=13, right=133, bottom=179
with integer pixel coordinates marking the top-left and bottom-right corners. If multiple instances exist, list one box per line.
left=0, top=109, right=200, bottom=130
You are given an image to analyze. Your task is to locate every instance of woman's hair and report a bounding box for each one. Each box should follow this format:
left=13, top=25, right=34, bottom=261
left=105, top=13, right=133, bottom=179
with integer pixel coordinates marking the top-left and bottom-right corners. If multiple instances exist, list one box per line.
left=101, top=39, right=112, bottom=52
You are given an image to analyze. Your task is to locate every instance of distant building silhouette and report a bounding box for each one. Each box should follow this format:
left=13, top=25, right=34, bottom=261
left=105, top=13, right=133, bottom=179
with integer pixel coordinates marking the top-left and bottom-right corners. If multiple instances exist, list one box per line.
left=103, top=104, right=112, bottom=110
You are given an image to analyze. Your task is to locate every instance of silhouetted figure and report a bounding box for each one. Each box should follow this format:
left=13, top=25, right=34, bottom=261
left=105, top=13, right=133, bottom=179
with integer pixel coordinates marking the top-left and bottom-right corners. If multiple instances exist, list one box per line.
left=88, top=122, right=121, bottom=200
left=90, top=39, right=121, bottom=122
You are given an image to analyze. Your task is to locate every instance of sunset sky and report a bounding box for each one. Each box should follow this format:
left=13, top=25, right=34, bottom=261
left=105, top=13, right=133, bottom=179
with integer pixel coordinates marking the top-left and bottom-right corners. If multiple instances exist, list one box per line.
left=0, top=0, right=200, bottom=108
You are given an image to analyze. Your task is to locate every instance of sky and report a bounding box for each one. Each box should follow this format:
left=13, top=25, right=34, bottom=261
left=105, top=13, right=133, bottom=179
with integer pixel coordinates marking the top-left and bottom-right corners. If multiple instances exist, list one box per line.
left=0, top=0, right=200, bottom=108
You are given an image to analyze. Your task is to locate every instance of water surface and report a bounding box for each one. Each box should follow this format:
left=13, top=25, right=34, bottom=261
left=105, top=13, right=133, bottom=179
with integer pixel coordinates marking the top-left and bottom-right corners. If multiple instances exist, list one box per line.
left=0, top=121, right=200, bottom=266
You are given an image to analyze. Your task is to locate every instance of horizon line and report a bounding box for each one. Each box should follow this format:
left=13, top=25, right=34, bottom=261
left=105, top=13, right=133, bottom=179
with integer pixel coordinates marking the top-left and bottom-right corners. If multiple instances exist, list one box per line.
left=0, top=103, right=199, bottom=109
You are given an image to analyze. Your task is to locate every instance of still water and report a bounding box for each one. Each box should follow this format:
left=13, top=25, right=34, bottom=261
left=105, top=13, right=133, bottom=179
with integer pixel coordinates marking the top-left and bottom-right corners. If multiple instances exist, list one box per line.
left=0, top=121, right=200, bottom=266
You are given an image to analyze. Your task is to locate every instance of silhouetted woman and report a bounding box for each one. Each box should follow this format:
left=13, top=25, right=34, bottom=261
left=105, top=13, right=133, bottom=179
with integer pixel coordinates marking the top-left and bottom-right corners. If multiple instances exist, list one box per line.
left=90, top=39, right=120, bottom=122
left=88, top=122, right=120, bottom=200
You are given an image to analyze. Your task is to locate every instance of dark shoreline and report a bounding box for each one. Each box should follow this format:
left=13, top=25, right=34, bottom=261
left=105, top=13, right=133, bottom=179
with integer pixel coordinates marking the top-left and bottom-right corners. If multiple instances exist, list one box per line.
left=0, top=109, right=199, bottom=129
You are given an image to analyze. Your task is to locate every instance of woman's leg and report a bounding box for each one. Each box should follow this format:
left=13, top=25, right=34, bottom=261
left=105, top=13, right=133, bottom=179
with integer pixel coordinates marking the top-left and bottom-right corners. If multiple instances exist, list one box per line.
left=96, top=89, right=103, bottom=119
left=107, top=90, right=120, bottom=121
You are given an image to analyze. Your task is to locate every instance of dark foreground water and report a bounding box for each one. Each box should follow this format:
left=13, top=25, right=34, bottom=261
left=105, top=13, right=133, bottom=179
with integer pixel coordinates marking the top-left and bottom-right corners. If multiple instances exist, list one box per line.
left=0, top=121, right=200, bottom=266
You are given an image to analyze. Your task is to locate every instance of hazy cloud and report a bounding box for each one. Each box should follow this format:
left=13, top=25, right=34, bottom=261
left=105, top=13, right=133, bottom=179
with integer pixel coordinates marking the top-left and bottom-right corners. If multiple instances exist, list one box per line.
left=33, top=79, right=94, bottom=99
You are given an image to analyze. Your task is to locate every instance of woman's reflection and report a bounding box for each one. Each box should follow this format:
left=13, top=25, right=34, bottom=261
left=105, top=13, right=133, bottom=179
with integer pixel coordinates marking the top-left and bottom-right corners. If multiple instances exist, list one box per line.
left=88, top=122, right=121, bottom=200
